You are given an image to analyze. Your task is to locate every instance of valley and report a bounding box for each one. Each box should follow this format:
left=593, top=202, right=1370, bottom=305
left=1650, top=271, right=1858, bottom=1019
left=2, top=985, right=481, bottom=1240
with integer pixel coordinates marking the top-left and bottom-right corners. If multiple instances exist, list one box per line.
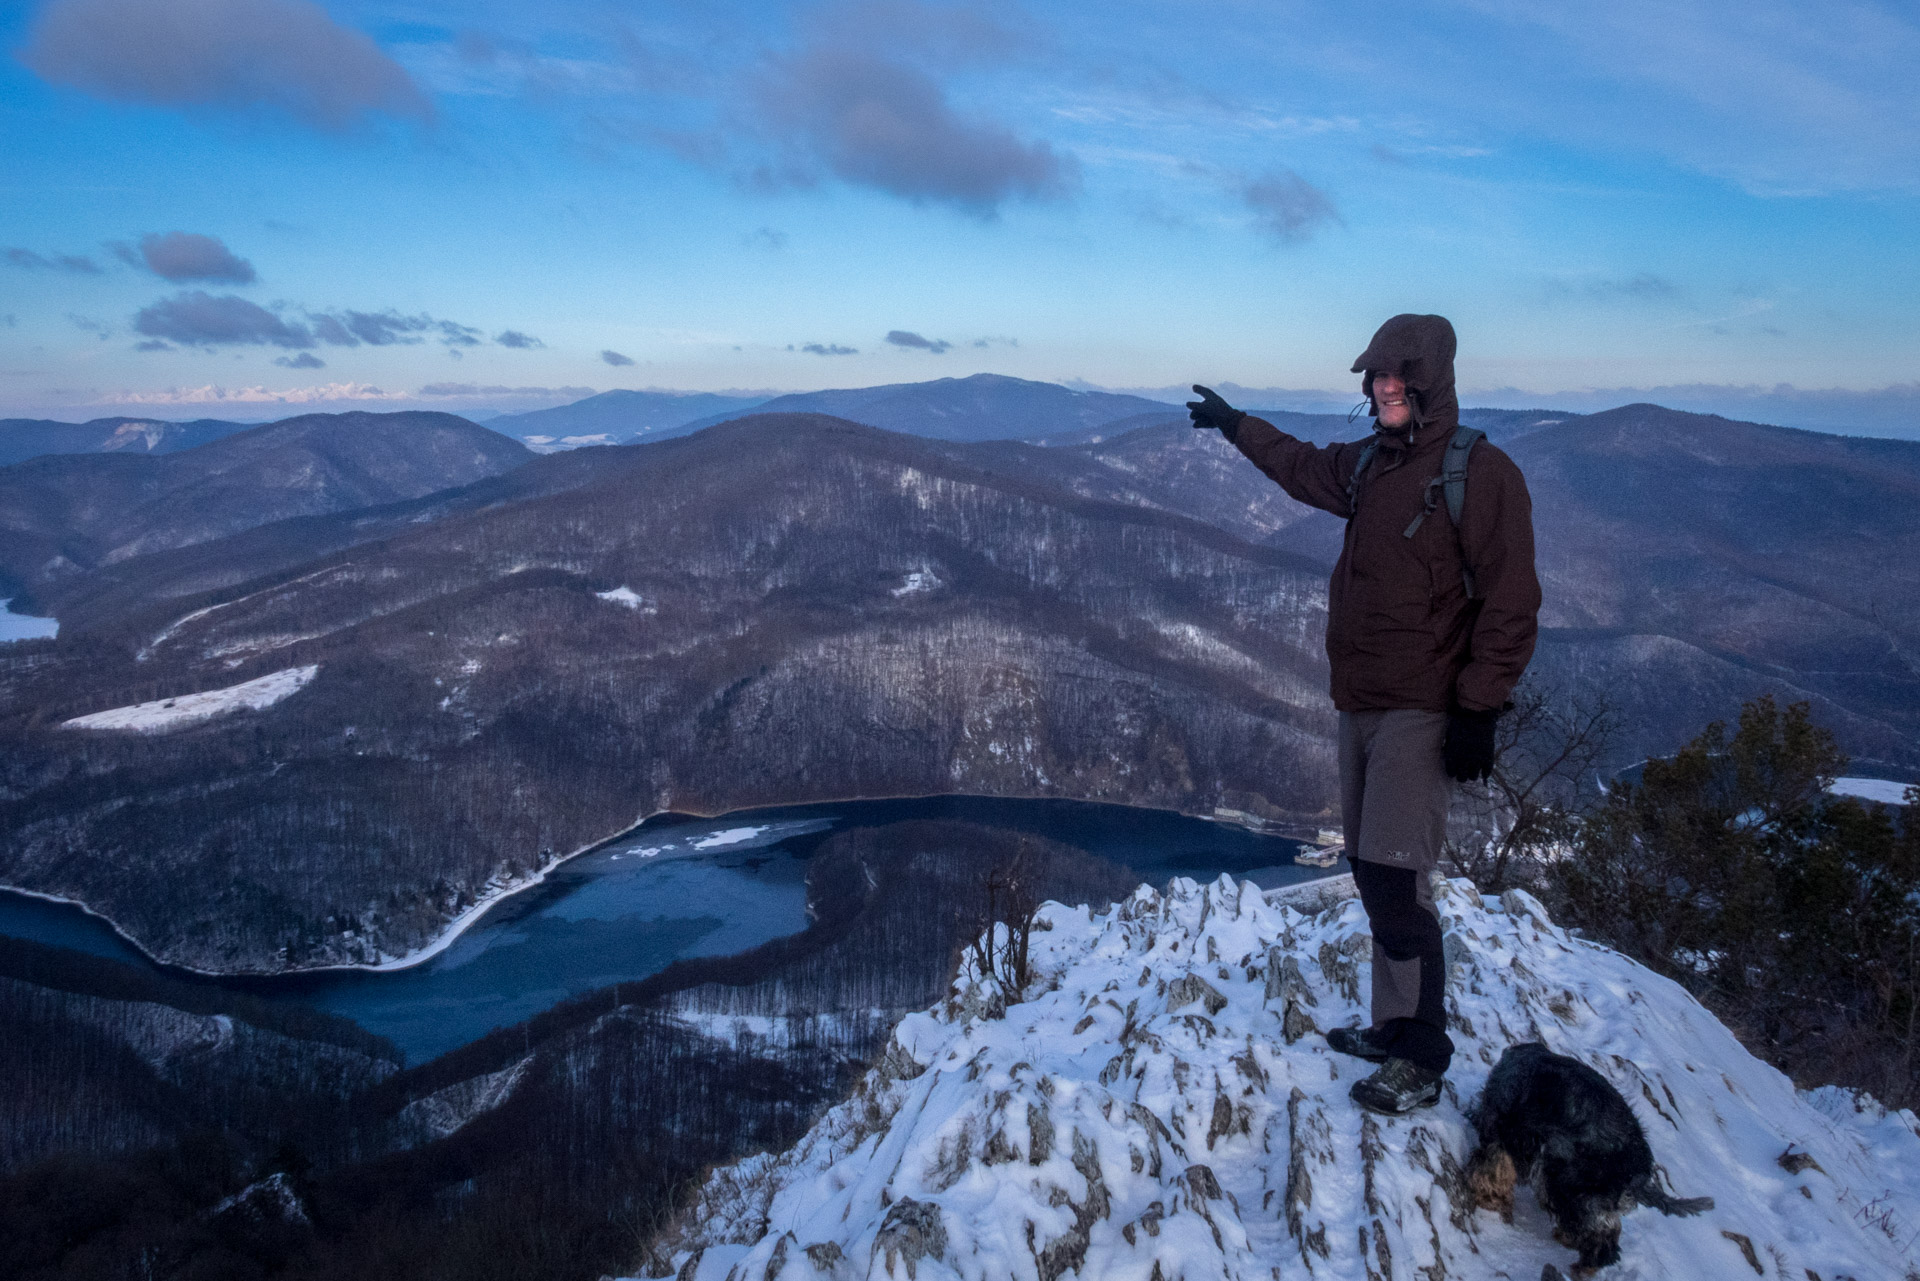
left=3, top=387, right=1917, bottom=977
left=2, top=378, right=1917, bottom=1281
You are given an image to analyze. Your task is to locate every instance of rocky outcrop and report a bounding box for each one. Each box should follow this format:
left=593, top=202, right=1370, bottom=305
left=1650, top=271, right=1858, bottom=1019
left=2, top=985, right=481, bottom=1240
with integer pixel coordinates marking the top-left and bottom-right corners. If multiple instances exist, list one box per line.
left=645, top=875, right=1920, bottom=1281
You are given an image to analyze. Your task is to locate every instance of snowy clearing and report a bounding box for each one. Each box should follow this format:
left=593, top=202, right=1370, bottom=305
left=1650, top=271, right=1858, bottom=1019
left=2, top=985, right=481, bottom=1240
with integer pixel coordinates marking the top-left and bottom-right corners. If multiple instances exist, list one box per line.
left=0, top=599, right=58, bottom=643
left=63, top=666, right=319, bottom=733
left=596, top=586, right=653, bottom=610
left=891, top=570, right=942, bottom=597
left=652, top=874, right=1920, bottom=1281
left=523, top=433, right=616, bottom=453
left=1831, top=776, right=1913, bottom=806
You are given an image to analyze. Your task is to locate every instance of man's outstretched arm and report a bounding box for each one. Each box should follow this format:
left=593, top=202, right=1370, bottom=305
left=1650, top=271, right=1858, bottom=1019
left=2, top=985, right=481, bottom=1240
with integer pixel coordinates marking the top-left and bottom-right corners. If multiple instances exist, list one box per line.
left=1188, top=385, right=1355, bottom=516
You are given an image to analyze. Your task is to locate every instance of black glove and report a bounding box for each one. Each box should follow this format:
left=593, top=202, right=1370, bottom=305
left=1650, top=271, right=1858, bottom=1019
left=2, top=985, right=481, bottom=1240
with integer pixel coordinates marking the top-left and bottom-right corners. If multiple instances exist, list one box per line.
left=1186, top=384, right=1245, bottom=432
left=1443, top=706, right=1500, bottom=782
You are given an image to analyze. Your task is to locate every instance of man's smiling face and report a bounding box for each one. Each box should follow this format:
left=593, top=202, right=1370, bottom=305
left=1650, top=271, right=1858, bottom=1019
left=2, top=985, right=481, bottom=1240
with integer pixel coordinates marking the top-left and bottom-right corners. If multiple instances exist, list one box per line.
left=1372, top=371, right=1413, bottom=430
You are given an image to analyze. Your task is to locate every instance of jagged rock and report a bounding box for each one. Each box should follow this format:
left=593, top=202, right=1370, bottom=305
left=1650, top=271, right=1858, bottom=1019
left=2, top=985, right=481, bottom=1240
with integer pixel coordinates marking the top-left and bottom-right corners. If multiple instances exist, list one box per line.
left=1183, top=1163, right=1223, bottom=1200
left=210, top=1171, right=308, bottom=1230
left=872, top=1199, right=946, bottom=1280
left=1317, top=935, right=1366, bottom=1003
left=1027, top=1102, right=1055, bottom=1165
left=1265, top=949, right=1317, bottom=1006
left=1166, top=972, right=1227, bottom=1016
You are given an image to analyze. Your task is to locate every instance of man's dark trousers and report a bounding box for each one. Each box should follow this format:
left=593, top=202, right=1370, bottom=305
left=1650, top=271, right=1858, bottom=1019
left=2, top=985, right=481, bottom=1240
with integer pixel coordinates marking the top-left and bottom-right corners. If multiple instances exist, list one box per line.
left=1339, top=709, right=1454, bottom=1074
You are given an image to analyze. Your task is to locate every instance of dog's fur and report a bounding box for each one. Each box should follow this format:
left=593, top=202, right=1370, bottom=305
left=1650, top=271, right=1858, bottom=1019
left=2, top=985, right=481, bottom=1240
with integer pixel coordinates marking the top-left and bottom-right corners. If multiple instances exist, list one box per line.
left=1465, top=1043, right=1714, bottom=1276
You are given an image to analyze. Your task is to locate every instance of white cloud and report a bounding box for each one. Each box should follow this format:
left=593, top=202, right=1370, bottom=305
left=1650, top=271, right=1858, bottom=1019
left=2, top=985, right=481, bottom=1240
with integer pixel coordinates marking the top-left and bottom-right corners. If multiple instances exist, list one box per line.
left=104, top=382, right=399, bottom=405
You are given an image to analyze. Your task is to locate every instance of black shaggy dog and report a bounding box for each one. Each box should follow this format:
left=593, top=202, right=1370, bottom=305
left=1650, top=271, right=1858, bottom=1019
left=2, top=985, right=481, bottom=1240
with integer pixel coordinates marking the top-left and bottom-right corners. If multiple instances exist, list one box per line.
left=1466, top=1043, right=1714, bottom=1276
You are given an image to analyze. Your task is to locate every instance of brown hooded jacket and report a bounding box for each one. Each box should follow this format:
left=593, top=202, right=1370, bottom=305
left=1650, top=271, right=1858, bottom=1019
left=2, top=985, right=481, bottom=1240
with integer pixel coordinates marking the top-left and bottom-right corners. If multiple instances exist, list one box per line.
left=1221, top=314, right=1541, bottom=712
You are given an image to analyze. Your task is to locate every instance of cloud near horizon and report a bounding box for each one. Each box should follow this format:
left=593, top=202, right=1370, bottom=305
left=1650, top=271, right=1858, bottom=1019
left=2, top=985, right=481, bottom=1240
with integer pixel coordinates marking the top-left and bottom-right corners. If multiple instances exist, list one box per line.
left=131, top=293, right=527, bottom=352
left=19, top=0, right=433, bottom=130
left=134, top=291, right=313, bottom=348
left=417, top=383, right=596, bottom=399
left=104, top=382, right=397, bottom=405
left=886, top=329, right=950, bottom=353
left=600, top=349, right=636, bottom=366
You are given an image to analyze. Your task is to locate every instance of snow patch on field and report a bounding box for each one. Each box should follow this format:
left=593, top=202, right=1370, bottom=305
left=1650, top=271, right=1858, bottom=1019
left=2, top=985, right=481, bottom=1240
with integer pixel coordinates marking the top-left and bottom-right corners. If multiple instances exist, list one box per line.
left=596, top=586, right=655, bottom=611
left=891, top=570, right=941, bottom=597
left=63, top=665, right=319, bottom=732
left=523, top=433, right=616, bottom=452
left=648, top=875, right=1920, bottom=1281
left=1831, top=777, right=1913, bottom=806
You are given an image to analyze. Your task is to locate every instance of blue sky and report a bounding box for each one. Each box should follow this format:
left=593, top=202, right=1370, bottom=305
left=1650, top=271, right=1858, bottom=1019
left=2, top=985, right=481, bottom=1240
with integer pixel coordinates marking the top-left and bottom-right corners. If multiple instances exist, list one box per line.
left=2, top=0, right=1918, bottom=434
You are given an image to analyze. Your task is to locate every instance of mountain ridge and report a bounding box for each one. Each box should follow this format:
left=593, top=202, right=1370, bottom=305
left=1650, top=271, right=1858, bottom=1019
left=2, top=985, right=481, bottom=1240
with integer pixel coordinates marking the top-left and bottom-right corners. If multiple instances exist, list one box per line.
left=0, top=410, right=532, bottom=603
left=4, top=405, right=1918, bottom=971
left=0, top=416, right=255, bottom=467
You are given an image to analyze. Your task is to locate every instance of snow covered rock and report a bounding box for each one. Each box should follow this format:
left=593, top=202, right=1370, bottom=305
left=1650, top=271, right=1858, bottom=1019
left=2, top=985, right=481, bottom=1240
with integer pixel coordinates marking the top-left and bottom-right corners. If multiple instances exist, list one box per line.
left=647, top=875, right=1920, bottom=1281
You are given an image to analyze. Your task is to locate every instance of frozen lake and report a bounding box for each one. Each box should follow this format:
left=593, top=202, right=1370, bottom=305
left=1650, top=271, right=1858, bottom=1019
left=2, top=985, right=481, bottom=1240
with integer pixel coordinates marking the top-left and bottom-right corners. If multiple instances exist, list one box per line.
left=0, top=795, right=1329, bottom=1062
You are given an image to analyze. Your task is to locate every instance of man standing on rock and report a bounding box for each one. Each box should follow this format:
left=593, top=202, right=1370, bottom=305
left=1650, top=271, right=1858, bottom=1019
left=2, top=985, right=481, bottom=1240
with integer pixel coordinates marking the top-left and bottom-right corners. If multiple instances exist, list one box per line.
left=1187, top=314, right=1541, bottom=1114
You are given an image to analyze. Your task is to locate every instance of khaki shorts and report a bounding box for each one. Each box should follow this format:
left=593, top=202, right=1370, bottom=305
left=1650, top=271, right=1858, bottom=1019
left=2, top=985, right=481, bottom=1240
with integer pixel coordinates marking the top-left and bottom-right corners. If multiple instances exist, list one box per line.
left=1338, top=709, right=1450, bottom=872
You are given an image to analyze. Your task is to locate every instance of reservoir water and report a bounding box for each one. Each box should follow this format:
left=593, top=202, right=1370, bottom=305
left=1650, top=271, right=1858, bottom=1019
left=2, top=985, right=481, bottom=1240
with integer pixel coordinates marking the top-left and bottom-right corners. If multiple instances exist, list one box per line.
left=0, top=599, right=59, bottom=643
left=0, top=795, right=1332, bottom=1063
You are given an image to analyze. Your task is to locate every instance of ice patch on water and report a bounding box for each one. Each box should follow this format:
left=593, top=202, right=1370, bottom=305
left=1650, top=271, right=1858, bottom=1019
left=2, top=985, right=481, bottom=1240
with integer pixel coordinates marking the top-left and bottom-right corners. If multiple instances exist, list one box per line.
left=694, top=826, right=772, bottom=849
left=1830, top=777, right=1913, bottom=806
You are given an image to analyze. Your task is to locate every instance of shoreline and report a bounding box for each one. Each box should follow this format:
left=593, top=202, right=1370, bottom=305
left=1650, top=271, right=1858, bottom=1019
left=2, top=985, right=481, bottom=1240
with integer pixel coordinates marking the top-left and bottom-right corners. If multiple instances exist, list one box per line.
left=0, top=815, right=664, bottom=981
left=0, top=790, right=1326, bottom=981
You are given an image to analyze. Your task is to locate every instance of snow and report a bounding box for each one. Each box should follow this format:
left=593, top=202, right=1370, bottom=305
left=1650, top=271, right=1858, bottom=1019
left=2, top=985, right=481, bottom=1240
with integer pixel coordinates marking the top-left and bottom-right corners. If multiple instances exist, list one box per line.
left=596, top=585, right=654, bottom=611
left=522, top=433, right=617, bottom=453
left=892, top=570, right=942, bottom=597
left=650, top=874, right=1920, bottom=1281
left=62, top=665, right=319, bottom=732
left=1831, top=777, right=1913, bottom=806
left=0, top=599, right=58, bottom=643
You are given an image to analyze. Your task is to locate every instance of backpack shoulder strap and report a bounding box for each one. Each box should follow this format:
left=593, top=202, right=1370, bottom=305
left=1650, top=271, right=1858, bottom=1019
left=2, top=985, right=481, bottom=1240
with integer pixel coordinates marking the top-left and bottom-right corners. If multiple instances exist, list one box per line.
left=1345, top=438, right=1380, bottom=517
left=1400, top=425, right=1487, bottom=594
left=1443, top=426, right=1484, bottom=529
left=1445, top=426, right=1485, bottom=596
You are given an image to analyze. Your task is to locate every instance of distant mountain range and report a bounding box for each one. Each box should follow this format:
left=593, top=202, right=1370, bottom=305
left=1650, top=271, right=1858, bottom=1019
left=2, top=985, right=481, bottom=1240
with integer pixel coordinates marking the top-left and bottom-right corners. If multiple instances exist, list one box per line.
left=491, top=390, right=772, bottom=451
left=665, top=374, right=1182, bottom=443
left=0, top=411, right=529, bottom=606
left=489, top=374, right=1209, bottom=448
left=3, top=395, right=1916, bottom=970
left=485, top=376, right=1613, bottom=452
left=0, top=415, right=254, bottom=467
left=0, top=377, right=1842, bottom=465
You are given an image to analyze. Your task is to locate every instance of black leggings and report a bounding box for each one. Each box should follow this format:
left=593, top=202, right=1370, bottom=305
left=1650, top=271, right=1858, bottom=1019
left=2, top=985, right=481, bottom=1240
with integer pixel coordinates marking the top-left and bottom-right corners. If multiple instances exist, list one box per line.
left=1350, top=856, right=1453, bottom=1073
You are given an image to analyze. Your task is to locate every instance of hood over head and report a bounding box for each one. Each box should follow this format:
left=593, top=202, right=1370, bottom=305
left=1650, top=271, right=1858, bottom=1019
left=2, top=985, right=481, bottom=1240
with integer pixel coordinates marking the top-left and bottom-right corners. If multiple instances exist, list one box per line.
left=1352, top=313, right=1459, bottom=436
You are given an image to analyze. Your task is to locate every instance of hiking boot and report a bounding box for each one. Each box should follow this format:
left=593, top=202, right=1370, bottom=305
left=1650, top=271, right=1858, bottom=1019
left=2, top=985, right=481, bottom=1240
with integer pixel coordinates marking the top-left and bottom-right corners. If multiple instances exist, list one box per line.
left=1326, top=1024, right=1393, bottom=1062
left=1350, top=1058, right=1444, bottom=1115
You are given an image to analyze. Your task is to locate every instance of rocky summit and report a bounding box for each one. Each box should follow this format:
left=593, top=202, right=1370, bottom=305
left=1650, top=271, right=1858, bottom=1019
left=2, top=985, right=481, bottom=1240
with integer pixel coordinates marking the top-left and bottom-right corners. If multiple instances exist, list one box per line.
left=644, top=875, right=1920, bottom=1281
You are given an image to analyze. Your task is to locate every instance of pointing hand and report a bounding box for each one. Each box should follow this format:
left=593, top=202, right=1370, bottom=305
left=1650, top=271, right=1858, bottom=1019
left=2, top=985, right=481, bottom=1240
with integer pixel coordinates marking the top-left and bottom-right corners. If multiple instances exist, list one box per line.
left=1186, top=385, right=1245, bottom=432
